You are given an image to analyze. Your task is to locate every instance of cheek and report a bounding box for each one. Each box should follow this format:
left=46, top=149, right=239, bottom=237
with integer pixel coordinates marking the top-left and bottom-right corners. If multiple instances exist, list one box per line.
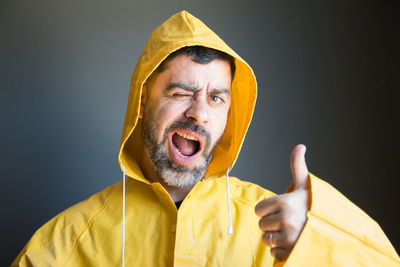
left=151, top=102, right=187, bottom=137
left=211, top=109, right=229, bottom=140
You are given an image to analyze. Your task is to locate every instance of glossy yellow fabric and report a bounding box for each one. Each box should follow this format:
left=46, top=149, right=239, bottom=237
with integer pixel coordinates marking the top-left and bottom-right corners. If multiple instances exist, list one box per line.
left=12, top=174, right=275, bottom=266
left=13, top=10, right=399, bottom=266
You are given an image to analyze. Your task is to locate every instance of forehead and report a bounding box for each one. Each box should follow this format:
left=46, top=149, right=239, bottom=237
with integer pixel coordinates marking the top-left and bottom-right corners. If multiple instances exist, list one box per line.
left=157, top=54, right=232, bottom=87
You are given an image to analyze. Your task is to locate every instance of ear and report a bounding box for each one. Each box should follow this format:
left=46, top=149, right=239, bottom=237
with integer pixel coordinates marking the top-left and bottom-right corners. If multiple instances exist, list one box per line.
left=139, top=84, right=147, bottom=119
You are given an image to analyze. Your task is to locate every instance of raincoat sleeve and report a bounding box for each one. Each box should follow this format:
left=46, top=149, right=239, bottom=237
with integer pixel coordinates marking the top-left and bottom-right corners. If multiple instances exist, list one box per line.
left=277, top=173, right=400, bottom=266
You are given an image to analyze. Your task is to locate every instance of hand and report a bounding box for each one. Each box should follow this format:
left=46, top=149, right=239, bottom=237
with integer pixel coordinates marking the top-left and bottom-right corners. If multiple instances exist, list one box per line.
left=255, top=144, right=310, bottom=261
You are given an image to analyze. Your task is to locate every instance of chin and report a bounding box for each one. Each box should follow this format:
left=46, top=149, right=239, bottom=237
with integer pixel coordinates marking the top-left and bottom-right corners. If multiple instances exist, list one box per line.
left=160, top=166, right=205, bottom=188
left=154, top=151, right=210, bottom=188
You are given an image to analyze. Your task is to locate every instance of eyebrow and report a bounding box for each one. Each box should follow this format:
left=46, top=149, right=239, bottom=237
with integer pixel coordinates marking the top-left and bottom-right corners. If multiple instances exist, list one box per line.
left=210, top=88, right=230, bottom=95
left=165, top=82, right=198, bottom=93
left=165, top=82, right=230, bottom=95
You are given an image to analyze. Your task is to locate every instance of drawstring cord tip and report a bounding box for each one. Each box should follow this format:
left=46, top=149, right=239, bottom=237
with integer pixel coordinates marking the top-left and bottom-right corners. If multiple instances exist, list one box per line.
left=227, top=225, right=233, bottom=235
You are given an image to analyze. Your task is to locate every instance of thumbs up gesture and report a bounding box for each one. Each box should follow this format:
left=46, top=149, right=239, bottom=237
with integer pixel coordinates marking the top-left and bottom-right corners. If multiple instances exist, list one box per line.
left=255, top=144, right=310, bottom=261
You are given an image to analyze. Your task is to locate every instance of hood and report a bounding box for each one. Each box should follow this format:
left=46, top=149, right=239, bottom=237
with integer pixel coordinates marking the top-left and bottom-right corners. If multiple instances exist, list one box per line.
left=118, top=10, right=257, bottom=182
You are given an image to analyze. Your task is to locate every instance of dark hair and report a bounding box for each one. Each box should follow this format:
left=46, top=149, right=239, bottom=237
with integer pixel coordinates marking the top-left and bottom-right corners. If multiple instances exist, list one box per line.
left=147, top=46, right=236, bottom=84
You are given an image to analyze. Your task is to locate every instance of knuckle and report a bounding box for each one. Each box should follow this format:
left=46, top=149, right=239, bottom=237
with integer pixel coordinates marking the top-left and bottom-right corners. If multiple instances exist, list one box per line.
left=275, top=250, right=289, bottom=261
left=279, top=210, right=289, bottom=222
left=275, top=219, right=282, bottom=230
left=279, top=213, right=294, bottom=229
left=276, top=198, right=291, bottom=212
left=279, top=232, right=290, bottom=246
left=258, top=217, right=269, bottom=231
left=274, top=197, right=284, bottom=207
left=282, top=220, right=297, bottom=232
left=262, top=233, right=269, bottom=245
left=254, top=204, right=262, bottom=216
left=255, top=199, right=269, bottom=216
left=279, top=211, right=299, bottom=231
left=269, top=247, right=277, bottom=258
left=258, top=219, right=264, bottom=230
left=280, top=199, right=293, bottom=210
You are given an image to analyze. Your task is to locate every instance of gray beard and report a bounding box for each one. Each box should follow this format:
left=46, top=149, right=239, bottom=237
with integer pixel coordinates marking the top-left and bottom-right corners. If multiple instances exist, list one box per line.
left=142, top=113, right=217, bottom=188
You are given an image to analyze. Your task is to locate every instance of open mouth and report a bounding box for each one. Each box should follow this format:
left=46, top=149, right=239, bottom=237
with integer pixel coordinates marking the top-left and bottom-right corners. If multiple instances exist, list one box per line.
left=168, top=130, right=203, bottom=164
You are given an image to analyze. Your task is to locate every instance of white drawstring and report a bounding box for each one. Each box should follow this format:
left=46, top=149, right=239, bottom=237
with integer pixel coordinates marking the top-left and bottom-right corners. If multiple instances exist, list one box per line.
left=226, top=166, right=233, bottom=235
left=121, top=163, right=126, bottom=267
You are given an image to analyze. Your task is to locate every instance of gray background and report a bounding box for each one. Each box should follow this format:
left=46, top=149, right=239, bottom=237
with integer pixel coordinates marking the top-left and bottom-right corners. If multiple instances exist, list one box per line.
left=1, top=0, right=399, bottom=265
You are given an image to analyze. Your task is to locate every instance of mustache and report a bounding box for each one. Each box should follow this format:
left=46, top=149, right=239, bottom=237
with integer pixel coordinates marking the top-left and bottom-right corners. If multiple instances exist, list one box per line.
left=164, top=119, right=211, bottom=144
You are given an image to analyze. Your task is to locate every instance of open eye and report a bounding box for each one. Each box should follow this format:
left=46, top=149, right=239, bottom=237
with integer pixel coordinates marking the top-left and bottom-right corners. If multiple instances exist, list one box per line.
left=210, top=95, right=224, bottom=104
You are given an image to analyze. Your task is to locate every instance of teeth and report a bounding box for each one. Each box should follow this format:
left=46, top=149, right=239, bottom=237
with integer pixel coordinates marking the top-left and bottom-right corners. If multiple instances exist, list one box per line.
left=176, top=131, right=199, bottom=141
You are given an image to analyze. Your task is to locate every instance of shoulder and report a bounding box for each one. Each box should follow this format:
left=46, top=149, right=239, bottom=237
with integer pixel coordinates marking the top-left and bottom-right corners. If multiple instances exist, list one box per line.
left=216, top=176, right=276, bottom=207
left=42, top=180, right=122, bottom=237
left=12, top=180, right=122, bottom=266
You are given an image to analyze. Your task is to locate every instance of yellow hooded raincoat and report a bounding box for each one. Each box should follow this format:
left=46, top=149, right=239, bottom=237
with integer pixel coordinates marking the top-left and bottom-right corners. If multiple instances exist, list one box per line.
left=13, top=10, right=400, bottom=267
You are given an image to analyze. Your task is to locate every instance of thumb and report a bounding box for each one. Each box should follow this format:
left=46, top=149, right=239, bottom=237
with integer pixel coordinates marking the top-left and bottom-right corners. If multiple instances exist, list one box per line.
left=290, top=144, right=309, bottom=190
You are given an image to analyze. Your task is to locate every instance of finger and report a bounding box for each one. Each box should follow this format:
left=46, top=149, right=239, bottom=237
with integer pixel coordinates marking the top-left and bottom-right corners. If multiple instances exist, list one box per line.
left=255, top=196, right=280, bottom=217
left=270, top=247, right=290, bottom=261
left=258, top=213, right=281, bottom=232
left=262, top=231, right=293, bottom=248
left=290, top=144, right=309, bottom=190
left=262, top=231, right=277, bottom=248
left=264, top=232, right=292, bottom=261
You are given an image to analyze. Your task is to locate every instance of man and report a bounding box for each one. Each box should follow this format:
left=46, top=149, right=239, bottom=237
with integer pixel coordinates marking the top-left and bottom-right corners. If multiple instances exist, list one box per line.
left=13, top=10, right=399, bottom=266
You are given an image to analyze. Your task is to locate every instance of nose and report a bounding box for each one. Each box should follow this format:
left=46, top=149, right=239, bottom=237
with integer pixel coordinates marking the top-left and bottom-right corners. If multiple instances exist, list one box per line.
left=185, top=98, right=209, bottom=125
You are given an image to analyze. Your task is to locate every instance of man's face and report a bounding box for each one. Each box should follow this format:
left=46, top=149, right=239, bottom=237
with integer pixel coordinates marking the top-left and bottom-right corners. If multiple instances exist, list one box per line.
left=141, top=54, right=232, bottom=188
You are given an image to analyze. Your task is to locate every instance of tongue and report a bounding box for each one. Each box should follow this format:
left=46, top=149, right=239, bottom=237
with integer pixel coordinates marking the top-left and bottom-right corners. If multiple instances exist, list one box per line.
left=172, top=133, right=198, bottom=156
